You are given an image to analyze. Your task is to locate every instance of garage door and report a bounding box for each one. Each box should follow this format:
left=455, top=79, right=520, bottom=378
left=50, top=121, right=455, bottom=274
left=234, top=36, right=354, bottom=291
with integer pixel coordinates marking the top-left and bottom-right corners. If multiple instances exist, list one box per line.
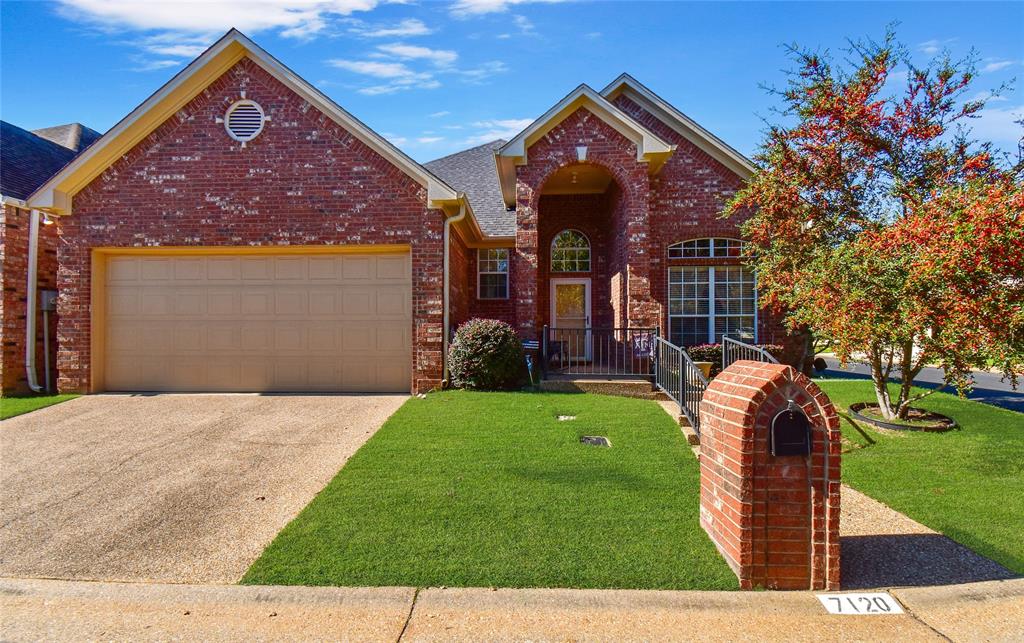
left=101, top=252, right=412, bottom=392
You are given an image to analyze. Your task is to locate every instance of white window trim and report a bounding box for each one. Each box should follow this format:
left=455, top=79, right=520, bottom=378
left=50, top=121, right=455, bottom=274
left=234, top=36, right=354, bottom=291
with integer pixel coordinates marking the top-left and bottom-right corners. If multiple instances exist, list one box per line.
left=668, top=237, right=744, bottom=259
left=550, top=229, right=592, bottom=273
left=667, top=266, right=758, bottom=345
left=477, top=248, right=509, bottom=300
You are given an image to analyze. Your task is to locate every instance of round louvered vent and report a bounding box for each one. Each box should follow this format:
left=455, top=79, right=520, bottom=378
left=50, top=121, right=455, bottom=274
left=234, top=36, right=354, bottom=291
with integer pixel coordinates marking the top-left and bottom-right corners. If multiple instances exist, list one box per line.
left=224, top=100, right=265, bottom=142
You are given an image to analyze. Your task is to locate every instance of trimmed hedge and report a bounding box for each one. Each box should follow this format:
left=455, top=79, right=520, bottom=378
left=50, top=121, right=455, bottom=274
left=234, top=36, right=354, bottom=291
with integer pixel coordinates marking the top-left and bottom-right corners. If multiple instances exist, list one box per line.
left=448, top=318, right=525, bottom=390
left=686, top=343, right=786, bottom=377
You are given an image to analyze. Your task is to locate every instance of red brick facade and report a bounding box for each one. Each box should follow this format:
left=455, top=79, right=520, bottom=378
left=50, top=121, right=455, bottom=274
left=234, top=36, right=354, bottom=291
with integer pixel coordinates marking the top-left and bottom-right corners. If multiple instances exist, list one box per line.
left=457, top=99, right=795, bottom=361
left=56, top=58, right=447, bottom=394
left=698, top=361, right=841, bottom=590
left=1, top=205, right=59, bottom=395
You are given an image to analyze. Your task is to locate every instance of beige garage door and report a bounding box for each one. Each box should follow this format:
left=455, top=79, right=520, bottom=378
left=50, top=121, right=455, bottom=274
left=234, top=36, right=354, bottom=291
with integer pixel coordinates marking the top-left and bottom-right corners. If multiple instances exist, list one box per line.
left=102, top=252, right=412, bottom=392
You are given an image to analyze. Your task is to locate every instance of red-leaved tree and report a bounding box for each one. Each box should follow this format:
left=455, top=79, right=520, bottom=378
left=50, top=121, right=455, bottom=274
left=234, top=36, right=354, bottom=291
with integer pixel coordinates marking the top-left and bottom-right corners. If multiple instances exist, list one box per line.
left=724, top=32, right=1024, bottom=419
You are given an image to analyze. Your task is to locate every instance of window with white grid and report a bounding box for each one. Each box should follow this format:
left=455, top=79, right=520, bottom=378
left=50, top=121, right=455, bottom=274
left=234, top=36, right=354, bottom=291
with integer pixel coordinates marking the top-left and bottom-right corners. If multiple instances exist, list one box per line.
left=668, top=238, right=745, bottom=259
left=668, top=265, right=756, bottom=345
left=477, top=248, right=509, bottom=299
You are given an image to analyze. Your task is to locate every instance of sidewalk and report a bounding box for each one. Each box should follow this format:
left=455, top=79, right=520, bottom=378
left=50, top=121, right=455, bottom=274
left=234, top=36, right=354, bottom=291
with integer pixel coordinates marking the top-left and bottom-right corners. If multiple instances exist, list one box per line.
left=2, top=576, right=1022, bottom=642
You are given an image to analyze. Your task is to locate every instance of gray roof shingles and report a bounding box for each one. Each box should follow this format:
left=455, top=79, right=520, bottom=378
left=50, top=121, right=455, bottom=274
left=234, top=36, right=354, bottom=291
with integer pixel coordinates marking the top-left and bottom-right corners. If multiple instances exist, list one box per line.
left=0, top=121, right=78, bottom=201
left=425, top=139, right=515, bottom=238
left=31, top=123, right=102, bottom=153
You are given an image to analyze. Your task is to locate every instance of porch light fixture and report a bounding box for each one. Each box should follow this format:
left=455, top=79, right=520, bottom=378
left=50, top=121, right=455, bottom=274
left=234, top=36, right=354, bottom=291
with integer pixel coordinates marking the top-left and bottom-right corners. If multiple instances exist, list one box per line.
left=41, top=213, right=55, bottom=225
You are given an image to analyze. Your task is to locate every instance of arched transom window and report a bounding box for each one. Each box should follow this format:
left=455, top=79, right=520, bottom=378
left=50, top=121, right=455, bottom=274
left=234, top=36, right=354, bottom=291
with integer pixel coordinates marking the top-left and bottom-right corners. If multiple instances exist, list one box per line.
left=668, top=237, right=744, bottom=259
left=667, top=237, right=756, bottom=345
left=550, top=229, right=591, bottom=272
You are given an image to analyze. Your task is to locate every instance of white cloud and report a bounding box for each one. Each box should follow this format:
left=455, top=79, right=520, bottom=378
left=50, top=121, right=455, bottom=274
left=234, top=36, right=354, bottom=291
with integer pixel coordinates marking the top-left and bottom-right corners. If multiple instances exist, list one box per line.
left=981, top=59, right=1016, bottom=73
left=130, top=58, right=183, bottom=72
left=465, top=118, right=533, bottom=144
left=349, top=18, right=432, bottom=38
left=58, top=0, right=384, bottom=71
left=417, top=136, right=444, bottom=144
left=970, top=91, right=1010, bottom=103
left=327, top=59, right=420, bottom=78
left=57, top=0, right=380, bottom=36
left=450, top=0, right=569, bottom=17
left=512, top=14, right=535, bottom=35
left=430, top=111, right=451, bottom=118
left=376, top=43, right=458, bottom=67
left=968, top=104, right=1024, bottom=144
left=917, top=38, right=956, bottom=56
left=456, top=60, right=509, bottom=82
left=383, top=133, right=408, bottom=146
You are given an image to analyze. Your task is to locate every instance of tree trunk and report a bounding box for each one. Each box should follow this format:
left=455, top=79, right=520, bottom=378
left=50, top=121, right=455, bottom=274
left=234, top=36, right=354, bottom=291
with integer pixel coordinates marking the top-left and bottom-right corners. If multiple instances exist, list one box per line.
left=894, top=338, right=916, bottom=419
left=869, top=348, right=897, bottom=420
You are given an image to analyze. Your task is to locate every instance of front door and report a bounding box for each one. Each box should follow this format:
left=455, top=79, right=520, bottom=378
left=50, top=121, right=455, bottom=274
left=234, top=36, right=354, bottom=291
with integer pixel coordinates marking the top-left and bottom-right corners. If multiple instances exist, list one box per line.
left=550, top=278, right=591, bottom=361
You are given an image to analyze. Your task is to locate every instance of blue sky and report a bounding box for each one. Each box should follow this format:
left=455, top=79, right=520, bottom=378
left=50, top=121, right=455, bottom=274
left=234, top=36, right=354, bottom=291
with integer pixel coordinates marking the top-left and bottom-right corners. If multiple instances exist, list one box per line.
left=2, top=1, right=1022, bottom=162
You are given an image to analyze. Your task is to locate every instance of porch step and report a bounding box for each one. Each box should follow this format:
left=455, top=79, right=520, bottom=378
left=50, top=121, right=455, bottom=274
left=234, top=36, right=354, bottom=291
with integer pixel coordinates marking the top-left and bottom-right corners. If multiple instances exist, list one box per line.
left=538, top=377, right=656, bottom=399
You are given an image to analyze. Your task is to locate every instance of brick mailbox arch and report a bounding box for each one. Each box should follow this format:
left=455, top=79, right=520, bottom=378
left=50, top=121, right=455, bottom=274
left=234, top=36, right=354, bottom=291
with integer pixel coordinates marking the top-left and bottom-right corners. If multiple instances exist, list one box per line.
left=698, top=361, right=841, bottom=590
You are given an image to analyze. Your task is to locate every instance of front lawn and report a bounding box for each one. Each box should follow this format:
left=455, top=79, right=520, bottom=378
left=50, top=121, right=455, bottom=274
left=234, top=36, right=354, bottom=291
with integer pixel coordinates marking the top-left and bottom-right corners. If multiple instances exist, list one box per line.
left=243, top=391, right=736, bottom=590
left=817, top=380, right=1024, bottom=574
left=1, top=394, right=79, bottom=420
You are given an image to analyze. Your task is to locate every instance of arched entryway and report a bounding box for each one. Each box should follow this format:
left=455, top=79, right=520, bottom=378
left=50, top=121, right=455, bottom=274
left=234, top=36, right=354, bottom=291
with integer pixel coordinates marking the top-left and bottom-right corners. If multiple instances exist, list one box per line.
left=535, top=163, right=655, bottom=374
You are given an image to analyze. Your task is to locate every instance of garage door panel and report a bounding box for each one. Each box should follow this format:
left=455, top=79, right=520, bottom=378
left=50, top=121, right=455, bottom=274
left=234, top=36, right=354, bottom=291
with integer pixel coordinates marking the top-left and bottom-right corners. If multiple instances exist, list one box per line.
left=376, top=255, right=409, bottom=280
left=274, top=290, right=308, bottom=315
left=103, top=252, right=411, bottom=392
left=108, top=257, right=141, bottom=282
left=241, top=257, right=273, bottom=281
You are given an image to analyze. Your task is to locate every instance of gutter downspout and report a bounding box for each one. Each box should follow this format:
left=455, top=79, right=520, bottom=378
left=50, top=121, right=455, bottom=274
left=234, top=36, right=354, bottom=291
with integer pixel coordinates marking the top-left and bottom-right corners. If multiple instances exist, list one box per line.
left=441, top=199, right=468, bottom=387
left=24, top=209, right=44, bottom=392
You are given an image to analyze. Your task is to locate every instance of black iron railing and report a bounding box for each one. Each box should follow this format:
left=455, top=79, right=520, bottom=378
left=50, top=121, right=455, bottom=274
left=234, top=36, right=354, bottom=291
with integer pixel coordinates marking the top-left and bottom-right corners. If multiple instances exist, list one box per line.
left=654, top=336, right=710, bottom=434
left=722, top=335, right=779, bottom=372
left=542, top=326, right=657, bottom=377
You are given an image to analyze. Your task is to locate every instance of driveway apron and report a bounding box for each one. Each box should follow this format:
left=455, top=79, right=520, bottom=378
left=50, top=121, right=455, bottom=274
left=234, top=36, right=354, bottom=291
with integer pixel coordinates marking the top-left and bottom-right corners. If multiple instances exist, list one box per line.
left=0, top=393, right=406, bottom=583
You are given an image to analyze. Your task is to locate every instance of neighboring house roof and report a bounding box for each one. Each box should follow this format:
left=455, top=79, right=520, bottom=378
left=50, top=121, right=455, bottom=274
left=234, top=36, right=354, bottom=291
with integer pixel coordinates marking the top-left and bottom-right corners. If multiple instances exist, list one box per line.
left=0, top=120, right=77, bottom=201
left=31, top=123, right=103, bottom=153
left=495, top=84, right=676, bottom=208
left=600, top=73, right=756, bottom=178
left=426, top=140, right=514, bottom=238
left=28, top=29, right=463, bottom=219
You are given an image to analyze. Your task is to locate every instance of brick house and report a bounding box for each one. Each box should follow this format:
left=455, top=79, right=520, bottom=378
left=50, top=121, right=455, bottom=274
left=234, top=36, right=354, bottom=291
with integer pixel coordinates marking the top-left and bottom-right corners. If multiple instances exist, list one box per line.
left=6, top=29, right=794, bottom=396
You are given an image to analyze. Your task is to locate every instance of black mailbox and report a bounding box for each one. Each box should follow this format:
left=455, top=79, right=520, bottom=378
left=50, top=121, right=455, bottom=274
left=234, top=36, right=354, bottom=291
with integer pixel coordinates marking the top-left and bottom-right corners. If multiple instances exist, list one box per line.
left=770, top=402, right=811, bottom=456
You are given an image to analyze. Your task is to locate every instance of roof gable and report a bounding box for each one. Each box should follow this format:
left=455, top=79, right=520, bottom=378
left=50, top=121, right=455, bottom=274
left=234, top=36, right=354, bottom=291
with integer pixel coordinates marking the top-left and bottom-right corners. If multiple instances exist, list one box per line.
left=28, top=29, right=460, bottom=216
left=600, top=73, right=755, bottom=179
left=31, top=123, right=102, bottom=153
left=495, top=84, right=675, bottom=207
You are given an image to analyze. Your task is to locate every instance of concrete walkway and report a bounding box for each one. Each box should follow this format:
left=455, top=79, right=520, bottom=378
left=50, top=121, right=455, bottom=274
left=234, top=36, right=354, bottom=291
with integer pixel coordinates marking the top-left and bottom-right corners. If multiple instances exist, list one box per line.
left=2, top=576, right=1022, bottom=642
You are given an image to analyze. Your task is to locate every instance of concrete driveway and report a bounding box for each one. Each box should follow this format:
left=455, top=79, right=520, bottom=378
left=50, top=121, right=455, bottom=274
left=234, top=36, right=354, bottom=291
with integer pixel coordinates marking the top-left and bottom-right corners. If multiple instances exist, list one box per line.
left=0, top=393, right=406, bottom=583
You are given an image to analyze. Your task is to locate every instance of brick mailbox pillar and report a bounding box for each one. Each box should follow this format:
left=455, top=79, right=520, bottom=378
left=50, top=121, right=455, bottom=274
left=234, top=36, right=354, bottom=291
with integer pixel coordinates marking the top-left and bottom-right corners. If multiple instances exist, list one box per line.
left=699, top=361, right=841, bottom=590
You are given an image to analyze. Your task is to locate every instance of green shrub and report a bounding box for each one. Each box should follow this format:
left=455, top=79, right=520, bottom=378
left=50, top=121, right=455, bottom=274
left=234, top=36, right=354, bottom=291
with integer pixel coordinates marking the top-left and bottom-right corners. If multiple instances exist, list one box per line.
left=448, top=318, right=525, bottom=390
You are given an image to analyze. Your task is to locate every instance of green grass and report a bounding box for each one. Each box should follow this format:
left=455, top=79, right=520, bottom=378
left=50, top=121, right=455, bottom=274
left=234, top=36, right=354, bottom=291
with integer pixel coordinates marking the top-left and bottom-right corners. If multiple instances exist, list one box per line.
left=817, top=380, right=1024, bottom=574
left=1, top=394, right=79, bottom=420
left=243, top=391, right=737, bottom=590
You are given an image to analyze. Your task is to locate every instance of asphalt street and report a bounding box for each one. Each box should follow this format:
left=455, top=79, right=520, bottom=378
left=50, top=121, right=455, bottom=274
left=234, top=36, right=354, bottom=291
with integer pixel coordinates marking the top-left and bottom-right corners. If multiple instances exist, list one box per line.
left=822, top=357, right=1024, bottom=413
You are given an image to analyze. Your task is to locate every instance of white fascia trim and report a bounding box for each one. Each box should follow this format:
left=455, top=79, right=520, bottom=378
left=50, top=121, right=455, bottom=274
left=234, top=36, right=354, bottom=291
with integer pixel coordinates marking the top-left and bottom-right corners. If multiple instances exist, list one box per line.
left=496, top=84, right=675, bottom=207
left=0, top=194, right=28, bottom=208
left=600, top=73, right=756, bottom=178
left=498, top=84, right=673, bottom=163
left=27, top=29, right=459, bottom=214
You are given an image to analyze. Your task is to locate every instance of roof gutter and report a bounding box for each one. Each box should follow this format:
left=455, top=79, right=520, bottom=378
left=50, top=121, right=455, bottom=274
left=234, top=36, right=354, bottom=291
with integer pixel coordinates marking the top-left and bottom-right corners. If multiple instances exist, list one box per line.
left=441, top=197, right=469, bottom=388
left=24, top=209, right=45, bottom=393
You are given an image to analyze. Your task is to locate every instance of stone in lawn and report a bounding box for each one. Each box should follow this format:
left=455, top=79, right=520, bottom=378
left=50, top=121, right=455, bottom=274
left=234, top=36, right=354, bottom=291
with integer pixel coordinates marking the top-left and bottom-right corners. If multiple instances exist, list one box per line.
left=580, top=436, right=610, bottom=447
